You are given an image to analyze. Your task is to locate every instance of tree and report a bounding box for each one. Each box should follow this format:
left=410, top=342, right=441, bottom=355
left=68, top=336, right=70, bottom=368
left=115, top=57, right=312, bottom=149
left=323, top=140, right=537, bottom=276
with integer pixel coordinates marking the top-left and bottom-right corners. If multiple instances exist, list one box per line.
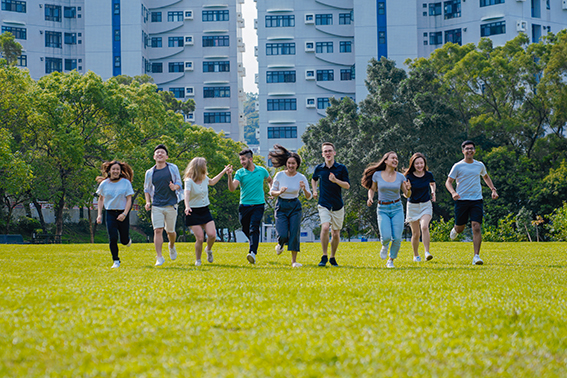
left=243, top=93, right=259, bottom=144
left=0, top=32, right=22, bottom=66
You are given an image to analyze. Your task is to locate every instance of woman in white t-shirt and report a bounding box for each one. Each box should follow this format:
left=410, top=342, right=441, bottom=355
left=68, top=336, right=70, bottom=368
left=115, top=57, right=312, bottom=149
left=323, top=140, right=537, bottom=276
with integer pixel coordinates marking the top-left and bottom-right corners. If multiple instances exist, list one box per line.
left=183, top=157, right=230, bottom=266
left=96, top=161, right=135, bottom=268
left=268, top=145, right=312, bottom=267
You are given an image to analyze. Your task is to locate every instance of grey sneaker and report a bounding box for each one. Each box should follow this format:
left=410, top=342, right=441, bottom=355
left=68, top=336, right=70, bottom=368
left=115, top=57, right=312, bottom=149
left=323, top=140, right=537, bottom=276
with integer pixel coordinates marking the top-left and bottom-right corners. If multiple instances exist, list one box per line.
left=155, top=256, right=165, bottom=266
left=126, top=239, right=132, bottom=247
left=424, top=251, right=433, bottom=261
left=413, top=256, right=422, bottom=262
left=275, top=243, right=284, bottom=255
left=195, top=259, right=202, bottom=266
left=247, top=252, right=256, bottom=264
left=205, top=248, right=213, bottom=263
left=473, top=255, right=484, bottom=265
left=450, top=228, right=458, bottom=240
left=111, top=260, right=120, bottom=268
left=169, top=244, right=177, bottom=260
left=386, top=259, right=395, bottom=268
left=380, top=246, right=388, bottom=260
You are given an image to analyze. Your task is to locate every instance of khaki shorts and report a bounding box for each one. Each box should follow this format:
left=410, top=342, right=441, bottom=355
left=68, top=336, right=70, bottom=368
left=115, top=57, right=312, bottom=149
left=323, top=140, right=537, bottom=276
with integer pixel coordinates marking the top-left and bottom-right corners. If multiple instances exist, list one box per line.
left=151, top=205, right=178, bottom=232
left=318, top=205, right=345, bottom=231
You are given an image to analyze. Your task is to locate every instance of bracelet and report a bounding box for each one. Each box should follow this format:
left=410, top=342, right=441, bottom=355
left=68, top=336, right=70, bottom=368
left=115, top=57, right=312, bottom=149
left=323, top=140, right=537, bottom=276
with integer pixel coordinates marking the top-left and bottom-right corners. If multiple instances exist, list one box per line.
left=491, top=187, right=497, bottom=191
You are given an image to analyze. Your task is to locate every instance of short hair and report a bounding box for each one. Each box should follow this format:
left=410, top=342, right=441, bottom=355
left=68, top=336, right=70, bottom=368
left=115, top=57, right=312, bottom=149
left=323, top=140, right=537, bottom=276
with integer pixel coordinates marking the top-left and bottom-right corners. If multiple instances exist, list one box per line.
left=322, top=142, right=335, bottom=150
left=461, top=140, right=475, bottom=149
left=154, top=144, right=168, bottom=155
left=239, top=148, right=253, bottom=158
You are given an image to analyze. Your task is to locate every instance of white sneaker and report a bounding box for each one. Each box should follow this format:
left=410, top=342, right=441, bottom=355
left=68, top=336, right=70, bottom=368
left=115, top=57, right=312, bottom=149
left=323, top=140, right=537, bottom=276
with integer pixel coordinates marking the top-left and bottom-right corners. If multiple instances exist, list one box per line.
left=292, top=262, right=302, bottom=268
left=450, top=228, right=458, bottom=240
left=380, top=245, right=388, bottom=260
left=169, top=244, right=177, bottom=260
left=195, top=259, right=202, bottom=266
left=473, top=255, right=484, bottom=265
left=425, top=251, right=433, bottom=261
left=247, top=252, right=256, bottom=264
left=386, top=259, right=395, bottom=268
left=413, top=256, right=422, bottom=262
left=155, top=256, right=165, bottom=266
left=205, top=248, right=213, bottom=263
left=126, top=239, right=132, bottom=247
left=111, top=260, right=120, bottom=268
left=275, top=243, right=284, bottom=255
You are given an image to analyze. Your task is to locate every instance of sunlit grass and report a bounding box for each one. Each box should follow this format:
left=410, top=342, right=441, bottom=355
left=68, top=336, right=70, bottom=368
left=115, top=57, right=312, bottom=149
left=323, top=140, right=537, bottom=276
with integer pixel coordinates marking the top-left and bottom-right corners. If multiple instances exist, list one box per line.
left=1, top=241, right=566, bottom=377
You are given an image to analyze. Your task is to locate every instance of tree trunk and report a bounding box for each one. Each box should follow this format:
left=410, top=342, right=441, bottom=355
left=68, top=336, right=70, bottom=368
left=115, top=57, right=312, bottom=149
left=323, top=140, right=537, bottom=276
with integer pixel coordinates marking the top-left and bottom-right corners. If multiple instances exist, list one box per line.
left=54, top=194, right=65, bottom=237
left=87, top=208, right=95, bottom=243
left=32, top=200, right=47, bottom=233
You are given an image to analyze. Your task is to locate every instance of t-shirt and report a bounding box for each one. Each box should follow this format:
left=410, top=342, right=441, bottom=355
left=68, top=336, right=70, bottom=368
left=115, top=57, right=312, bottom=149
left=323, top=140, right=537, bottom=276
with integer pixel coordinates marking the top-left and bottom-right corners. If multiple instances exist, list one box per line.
left=184, top=177, right=210, bottom=208
left=372, top=171, right=406, bottom=202
left=448, top=159, right=487, bottom=201
left=272, top=171, right=311, bottom=200
left=312, top=162, right=350, bottom=211
left=96, top=178, right=135, bottom=210
left=152, top=166, right=178, bottom=207
left=406, top=171, right=435, bottom=203
left=234, top=165, right=270, bottom=205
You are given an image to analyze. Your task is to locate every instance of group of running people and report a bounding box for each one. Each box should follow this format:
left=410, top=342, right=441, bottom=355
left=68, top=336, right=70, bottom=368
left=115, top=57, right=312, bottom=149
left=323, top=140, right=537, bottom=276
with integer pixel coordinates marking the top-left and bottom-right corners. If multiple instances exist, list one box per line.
left=95, top=140, right=498, bottom=269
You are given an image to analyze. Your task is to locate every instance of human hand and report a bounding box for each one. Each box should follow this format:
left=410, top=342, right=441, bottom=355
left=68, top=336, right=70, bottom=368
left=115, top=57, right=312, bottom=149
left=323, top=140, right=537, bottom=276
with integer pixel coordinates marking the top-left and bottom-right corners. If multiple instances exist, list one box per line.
left=452, top=192, right=461, bottom=200
left=280, top=187, right=287, bottom=193
left=367, top=198, right=374, bottom=207
left=96, top=215, right=102, bottom=224
left=169, top=181, right=177, bottom=191
left=492, top=190, right=498, bottom=200
left=329, top=173, right=337, bottom=183
left=431, top=192, right=436, bottom=202
left=312, top=190, right=318, bottom=198
left=117, top=213, right=126, bottom=222
left=145, top=203, right=151, bottom=211
left=185, top=207, right=192, bottom=215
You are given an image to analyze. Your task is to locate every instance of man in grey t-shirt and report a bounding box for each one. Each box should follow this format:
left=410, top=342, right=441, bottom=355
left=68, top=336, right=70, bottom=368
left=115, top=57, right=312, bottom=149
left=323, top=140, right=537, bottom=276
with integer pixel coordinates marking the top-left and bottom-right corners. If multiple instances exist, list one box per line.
left=445, top=140, right=498, bottom=265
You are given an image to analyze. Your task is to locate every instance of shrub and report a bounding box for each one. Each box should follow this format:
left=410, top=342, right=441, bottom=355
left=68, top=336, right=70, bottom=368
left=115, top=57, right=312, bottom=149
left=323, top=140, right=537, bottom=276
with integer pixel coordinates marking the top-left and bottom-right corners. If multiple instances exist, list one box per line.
left=545, top=202, right=567, bottom=241
left=430, top=218, right=455, bottom=242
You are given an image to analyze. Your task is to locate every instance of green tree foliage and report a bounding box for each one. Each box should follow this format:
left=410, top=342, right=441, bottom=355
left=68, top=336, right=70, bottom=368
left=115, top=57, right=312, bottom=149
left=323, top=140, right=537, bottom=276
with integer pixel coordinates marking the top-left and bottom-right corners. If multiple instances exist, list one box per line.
left=243, top=93, right=259, bottom=144
left=0, top=32, right=22, bottom=66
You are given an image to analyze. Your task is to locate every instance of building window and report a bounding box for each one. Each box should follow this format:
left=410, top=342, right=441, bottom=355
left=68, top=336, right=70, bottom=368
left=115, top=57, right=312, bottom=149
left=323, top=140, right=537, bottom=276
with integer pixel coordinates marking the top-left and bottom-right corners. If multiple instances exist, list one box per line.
left=64, top=59, right=77, bottom=71
left=316, top=42, right=333, bottom=53
left=546, top=0, right=550, bottom=9
left=114, top=29, right=120, bottom=41
left=429, top=2, right=442, bottom=16
left=481, top=21, right=506, bottom=36
left=203, top=61, right=230, bottom=72
left=152, top=63, right=163, bottom=73
left=45, top=57, right=62, bottom=74
left=316, top=70, right=334, bottom=81
left=203, top=35, right=229, bottom=47
left=168, top=36, right=184, bottom=47
left=45, top=4, right=61, bottom=21
left=151, top=12, right=162, bottom=22
left=64, top=6, right=76, bottom=18
left=444, top=0, right=461, bottom=19
left=317, top=98, right=330, bottom=109
left=169, top=87, right=185, bottom=99
left=151, top=37, right=162, bottom=48
left=340, top=41, right=352, bottom=53
left=114, top=56, right=121, bottom=67
left=339, top=12, right=352, bottom=25
left=266, top=70, right=296, bottom=83
left=168, top=11, right=183, bottom=22
left=265, top=15, right=295, bottom=27
left=445, top=28, right=462, bottom=45
left=315, top=14, right=333, bottom=25
left=169, top=62, right=184, bottom=72
left=267, top=99, right=297, bottom=111
left=340, top=69, right=353, bottom=81
left=45, top=31, right=62, bottom=48
left=429, top=31, right=443, bottom=45
left=266, top=43, right=295, bottom=55
left=203, top=86, right=230, bottom=98
left=378, top=32, right=386, bottom=44
left=1, top=26, right=26, bottom=39
left=113, top=3, right=120, bottom=15
left=378, top=2, right=386, bottom=15
left=204, top=112, right=231, bottom=123
left=64, top=33, right=76, bottom=45
left=2, top=0, right=26, bottom=13
left=202, top=10, right=229, bottom=21
left=268, top=127, right=297, bottom=139
left=480, top=0, right=504, bottom=6
left=16, top=54, right=26, bottom=67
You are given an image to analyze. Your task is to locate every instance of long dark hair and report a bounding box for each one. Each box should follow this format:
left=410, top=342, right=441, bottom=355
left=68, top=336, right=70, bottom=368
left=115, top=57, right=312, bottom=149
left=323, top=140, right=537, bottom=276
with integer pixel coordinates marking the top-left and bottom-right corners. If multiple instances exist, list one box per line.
left=361, top=151, right=396, bottom=189
left=403, top=153, right=429, bottom=177
left=268, top=144, right=301, bottom=169
left=96, top=160, right=134, bottom=183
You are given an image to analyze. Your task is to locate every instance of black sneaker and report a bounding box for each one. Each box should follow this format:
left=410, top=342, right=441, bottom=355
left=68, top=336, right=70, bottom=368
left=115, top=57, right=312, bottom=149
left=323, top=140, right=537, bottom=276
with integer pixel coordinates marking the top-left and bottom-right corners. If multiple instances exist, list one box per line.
left=329, top=257, right=338, bottom=267
left=318, top=255, right=328, bottom=267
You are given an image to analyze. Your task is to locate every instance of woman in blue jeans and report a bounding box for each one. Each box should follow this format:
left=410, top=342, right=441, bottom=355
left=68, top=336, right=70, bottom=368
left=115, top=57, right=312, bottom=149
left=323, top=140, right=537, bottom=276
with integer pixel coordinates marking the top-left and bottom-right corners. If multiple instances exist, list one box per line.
left=362, top=152, right=411, bottom=268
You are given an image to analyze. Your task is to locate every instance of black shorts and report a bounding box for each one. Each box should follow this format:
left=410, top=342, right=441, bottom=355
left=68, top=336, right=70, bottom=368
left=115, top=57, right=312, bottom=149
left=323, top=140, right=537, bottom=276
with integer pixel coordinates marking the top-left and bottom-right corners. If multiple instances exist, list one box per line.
left=454, top=200, right=483, bottom=226
left=185, top=206, right=214, bottom=227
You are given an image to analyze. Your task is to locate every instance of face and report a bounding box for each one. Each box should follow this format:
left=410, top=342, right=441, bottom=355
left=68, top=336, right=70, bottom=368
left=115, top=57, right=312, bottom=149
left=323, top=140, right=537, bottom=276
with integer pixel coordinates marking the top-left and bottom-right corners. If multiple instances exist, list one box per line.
left=154, top=148, right=168, bottom=163
left=322, top=145, right=336, bottom=162
left=239, top=154, right=251, bottom=168
left=109, top=164, right=121, bottom=180
left=386, top=153, right=398, bottom=168
left=462, top=144, right=475, bottom=159
left=286, top=157, right=298, bottom=172
left=413, top=157, right=425, bottom=173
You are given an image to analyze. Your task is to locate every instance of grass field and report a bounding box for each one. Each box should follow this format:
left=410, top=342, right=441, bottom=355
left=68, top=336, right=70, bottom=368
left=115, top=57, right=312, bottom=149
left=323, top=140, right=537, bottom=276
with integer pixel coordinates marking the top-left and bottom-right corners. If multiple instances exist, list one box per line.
left=1, top=241, right=566, bottom=377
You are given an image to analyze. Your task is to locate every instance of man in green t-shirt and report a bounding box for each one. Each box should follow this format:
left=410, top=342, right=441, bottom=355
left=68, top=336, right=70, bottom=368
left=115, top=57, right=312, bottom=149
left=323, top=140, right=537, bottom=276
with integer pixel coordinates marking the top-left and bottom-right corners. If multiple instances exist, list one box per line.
left=228, top=149, right=272, bottom=264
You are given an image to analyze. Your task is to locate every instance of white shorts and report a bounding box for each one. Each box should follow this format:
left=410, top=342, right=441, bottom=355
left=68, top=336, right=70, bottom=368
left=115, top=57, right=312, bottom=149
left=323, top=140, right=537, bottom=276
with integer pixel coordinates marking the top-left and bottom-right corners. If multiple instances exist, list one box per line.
left=151, top=205, right=178, bottom=232
left=318, top=205, right=345, bottom=231
left=406, top=201, right=433, bottom=223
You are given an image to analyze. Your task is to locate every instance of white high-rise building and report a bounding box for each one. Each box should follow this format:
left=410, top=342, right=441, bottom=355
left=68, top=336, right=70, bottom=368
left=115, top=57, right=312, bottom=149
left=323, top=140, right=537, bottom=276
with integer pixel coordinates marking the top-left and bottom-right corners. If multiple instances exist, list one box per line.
left=257, top=0, right=567, bottom=158
left=1, top=0, right=246, bottom=141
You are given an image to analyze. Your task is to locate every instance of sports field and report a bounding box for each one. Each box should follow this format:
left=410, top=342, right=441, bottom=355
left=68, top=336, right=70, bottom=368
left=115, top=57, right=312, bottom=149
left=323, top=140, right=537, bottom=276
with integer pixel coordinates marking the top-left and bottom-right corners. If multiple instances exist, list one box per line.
left=1, top=242, right=566, bottom=377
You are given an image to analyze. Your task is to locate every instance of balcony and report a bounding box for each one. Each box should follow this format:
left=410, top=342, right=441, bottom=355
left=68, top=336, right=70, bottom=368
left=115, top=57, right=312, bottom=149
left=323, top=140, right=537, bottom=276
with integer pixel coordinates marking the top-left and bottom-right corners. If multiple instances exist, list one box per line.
left=148, top=21, right=183, bottom=34
left=315, top=0, right=353, bottom=9
left=147, top=46, right=184, bottom=60
left=152, top=72, right=185, bottom=86
left=315, top=52, right=354, bottom=66
left=316, top=80, right=355, bottom=94
left=315, top=24, right=354, bottom=38
left=146, top=0, right=182, bottom=9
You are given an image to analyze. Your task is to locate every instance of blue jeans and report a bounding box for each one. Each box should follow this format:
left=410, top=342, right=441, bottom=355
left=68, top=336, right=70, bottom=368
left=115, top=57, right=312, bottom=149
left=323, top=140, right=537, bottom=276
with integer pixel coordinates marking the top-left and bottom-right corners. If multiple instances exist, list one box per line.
left=275, top=198, right=302, bottom=252
left=377, top=202, right=404, bottom=259
left=239, top=204, right=264, bottom=254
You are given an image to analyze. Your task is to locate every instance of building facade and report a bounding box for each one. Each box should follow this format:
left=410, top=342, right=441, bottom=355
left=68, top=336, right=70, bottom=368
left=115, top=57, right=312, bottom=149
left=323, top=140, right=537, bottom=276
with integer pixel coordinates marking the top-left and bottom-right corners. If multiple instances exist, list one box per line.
left=1, top=0, right=246, bottom=141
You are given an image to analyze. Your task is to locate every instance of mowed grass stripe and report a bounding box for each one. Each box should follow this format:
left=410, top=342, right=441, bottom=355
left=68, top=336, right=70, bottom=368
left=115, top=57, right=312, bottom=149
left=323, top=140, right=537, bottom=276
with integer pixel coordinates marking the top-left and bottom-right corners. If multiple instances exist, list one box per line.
left=1, top=242, right=566, bottom=377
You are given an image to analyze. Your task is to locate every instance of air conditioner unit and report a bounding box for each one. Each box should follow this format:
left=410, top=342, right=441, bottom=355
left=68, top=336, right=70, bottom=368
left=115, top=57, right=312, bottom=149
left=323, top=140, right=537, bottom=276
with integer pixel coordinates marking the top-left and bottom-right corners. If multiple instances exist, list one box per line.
left=516, top=20, right=527, bottom=32
left=186, top=112, right=195, bottom=121
left=254, top=73, right=259, bottom=84
left=305, top=14, right=314, bottom=24
left=305, top=70, right=315, bottom=80
left=254, top=46, right=258, bottom=57
left=563, top=0, right=567, bottom=9
left=254, top=19, right=258, bottom=29
left=184, top=61, right=194, bottom=71
left=305, top=42, right=315, bottom=52
left=185, top=87, right=194, bottom=96
left=238, top=19, right=245, bottom=28
left=184, top=35, right=194, bottom=45
left=184, top=10, right=193, bottom=20
left=306, top=98, right=316, bottom=108
left=255, top=101, right=259, bottom=111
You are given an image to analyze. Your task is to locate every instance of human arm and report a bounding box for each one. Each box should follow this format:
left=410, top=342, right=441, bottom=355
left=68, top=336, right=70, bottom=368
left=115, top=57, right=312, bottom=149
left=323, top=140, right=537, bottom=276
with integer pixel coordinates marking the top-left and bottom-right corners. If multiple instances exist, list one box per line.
left=117, top=196, right=132, bottom=222
left=97, top=196, right=104, bottom=224
left=265, top=175, right=273, bottom=190
left=430, top=182, right=437, bottom=202
left=402, top=178, right=412, bottom=198
left=227, top=166, right=240, bottom=192
left=209, top=165, right=231, bottom=186
left=329, top=172, right=350, bottom=190
left=144, top=192, right=152, bottom=211
left=482, top=174, right=498, bottom=199
left=445, top=177, right=460, bottom=200
left=311, top=179, right=318, bottom=199
left=301, top=177, right=312, bottom=200
left=184, top=188, right=192, bottom=215
left=367, top=182, right=377, bottom=207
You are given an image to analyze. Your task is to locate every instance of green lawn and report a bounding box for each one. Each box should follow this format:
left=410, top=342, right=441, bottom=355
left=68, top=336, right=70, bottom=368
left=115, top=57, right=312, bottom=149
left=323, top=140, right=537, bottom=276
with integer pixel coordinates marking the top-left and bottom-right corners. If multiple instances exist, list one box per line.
left=1, top=241, right=566, bottom=377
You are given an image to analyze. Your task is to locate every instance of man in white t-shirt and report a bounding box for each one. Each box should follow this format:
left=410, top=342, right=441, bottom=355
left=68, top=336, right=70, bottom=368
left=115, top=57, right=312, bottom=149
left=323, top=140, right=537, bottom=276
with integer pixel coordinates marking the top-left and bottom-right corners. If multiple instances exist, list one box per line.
left=445, top=140, right=498, bottom=265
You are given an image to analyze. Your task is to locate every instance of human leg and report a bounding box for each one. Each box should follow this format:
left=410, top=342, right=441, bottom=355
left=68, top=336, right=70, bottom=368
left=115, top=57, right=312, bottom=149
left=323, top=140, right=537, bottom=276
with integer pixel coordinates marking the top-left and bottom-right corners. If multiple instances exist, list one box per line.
left=377, top=205, right=393, bottom=251
left=328, top=207, right=344, bottom=259
left=320, top=223, right=330, bottom=255
left=191, top=225, right=205, bottom=262
left=420, top=214, right=432, bottom=254
left=275, top=200, right=291, bottom=248
left=330, top=229, right=340, bottom=258
left=106, top=211, right=120, bottom=262
left=118, top=213, right=131, bottom=246
left=409, top=220, right=421, bottom=257
left=287, top=200, right=302, bottom=253
left=248, top=205, right=264, bottom=254
left=204, top=221, right=216, bottom=253
left=388, top=203, right=405, bottom=260
left=472, top=221, right=482, bottom=255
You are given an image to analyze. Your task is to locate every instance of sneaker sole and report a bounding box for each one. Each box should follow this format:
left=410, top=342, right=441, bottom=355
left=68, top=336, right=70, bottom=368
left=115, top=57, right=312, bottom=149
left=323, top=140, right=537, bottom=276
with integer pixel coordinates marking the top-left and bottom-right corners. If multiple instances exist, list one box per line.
left=247, top=255, right=255, bottom=264
left=426, top=255, right=433, bottom=261
left=474, top=261, right=484, bottom=265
